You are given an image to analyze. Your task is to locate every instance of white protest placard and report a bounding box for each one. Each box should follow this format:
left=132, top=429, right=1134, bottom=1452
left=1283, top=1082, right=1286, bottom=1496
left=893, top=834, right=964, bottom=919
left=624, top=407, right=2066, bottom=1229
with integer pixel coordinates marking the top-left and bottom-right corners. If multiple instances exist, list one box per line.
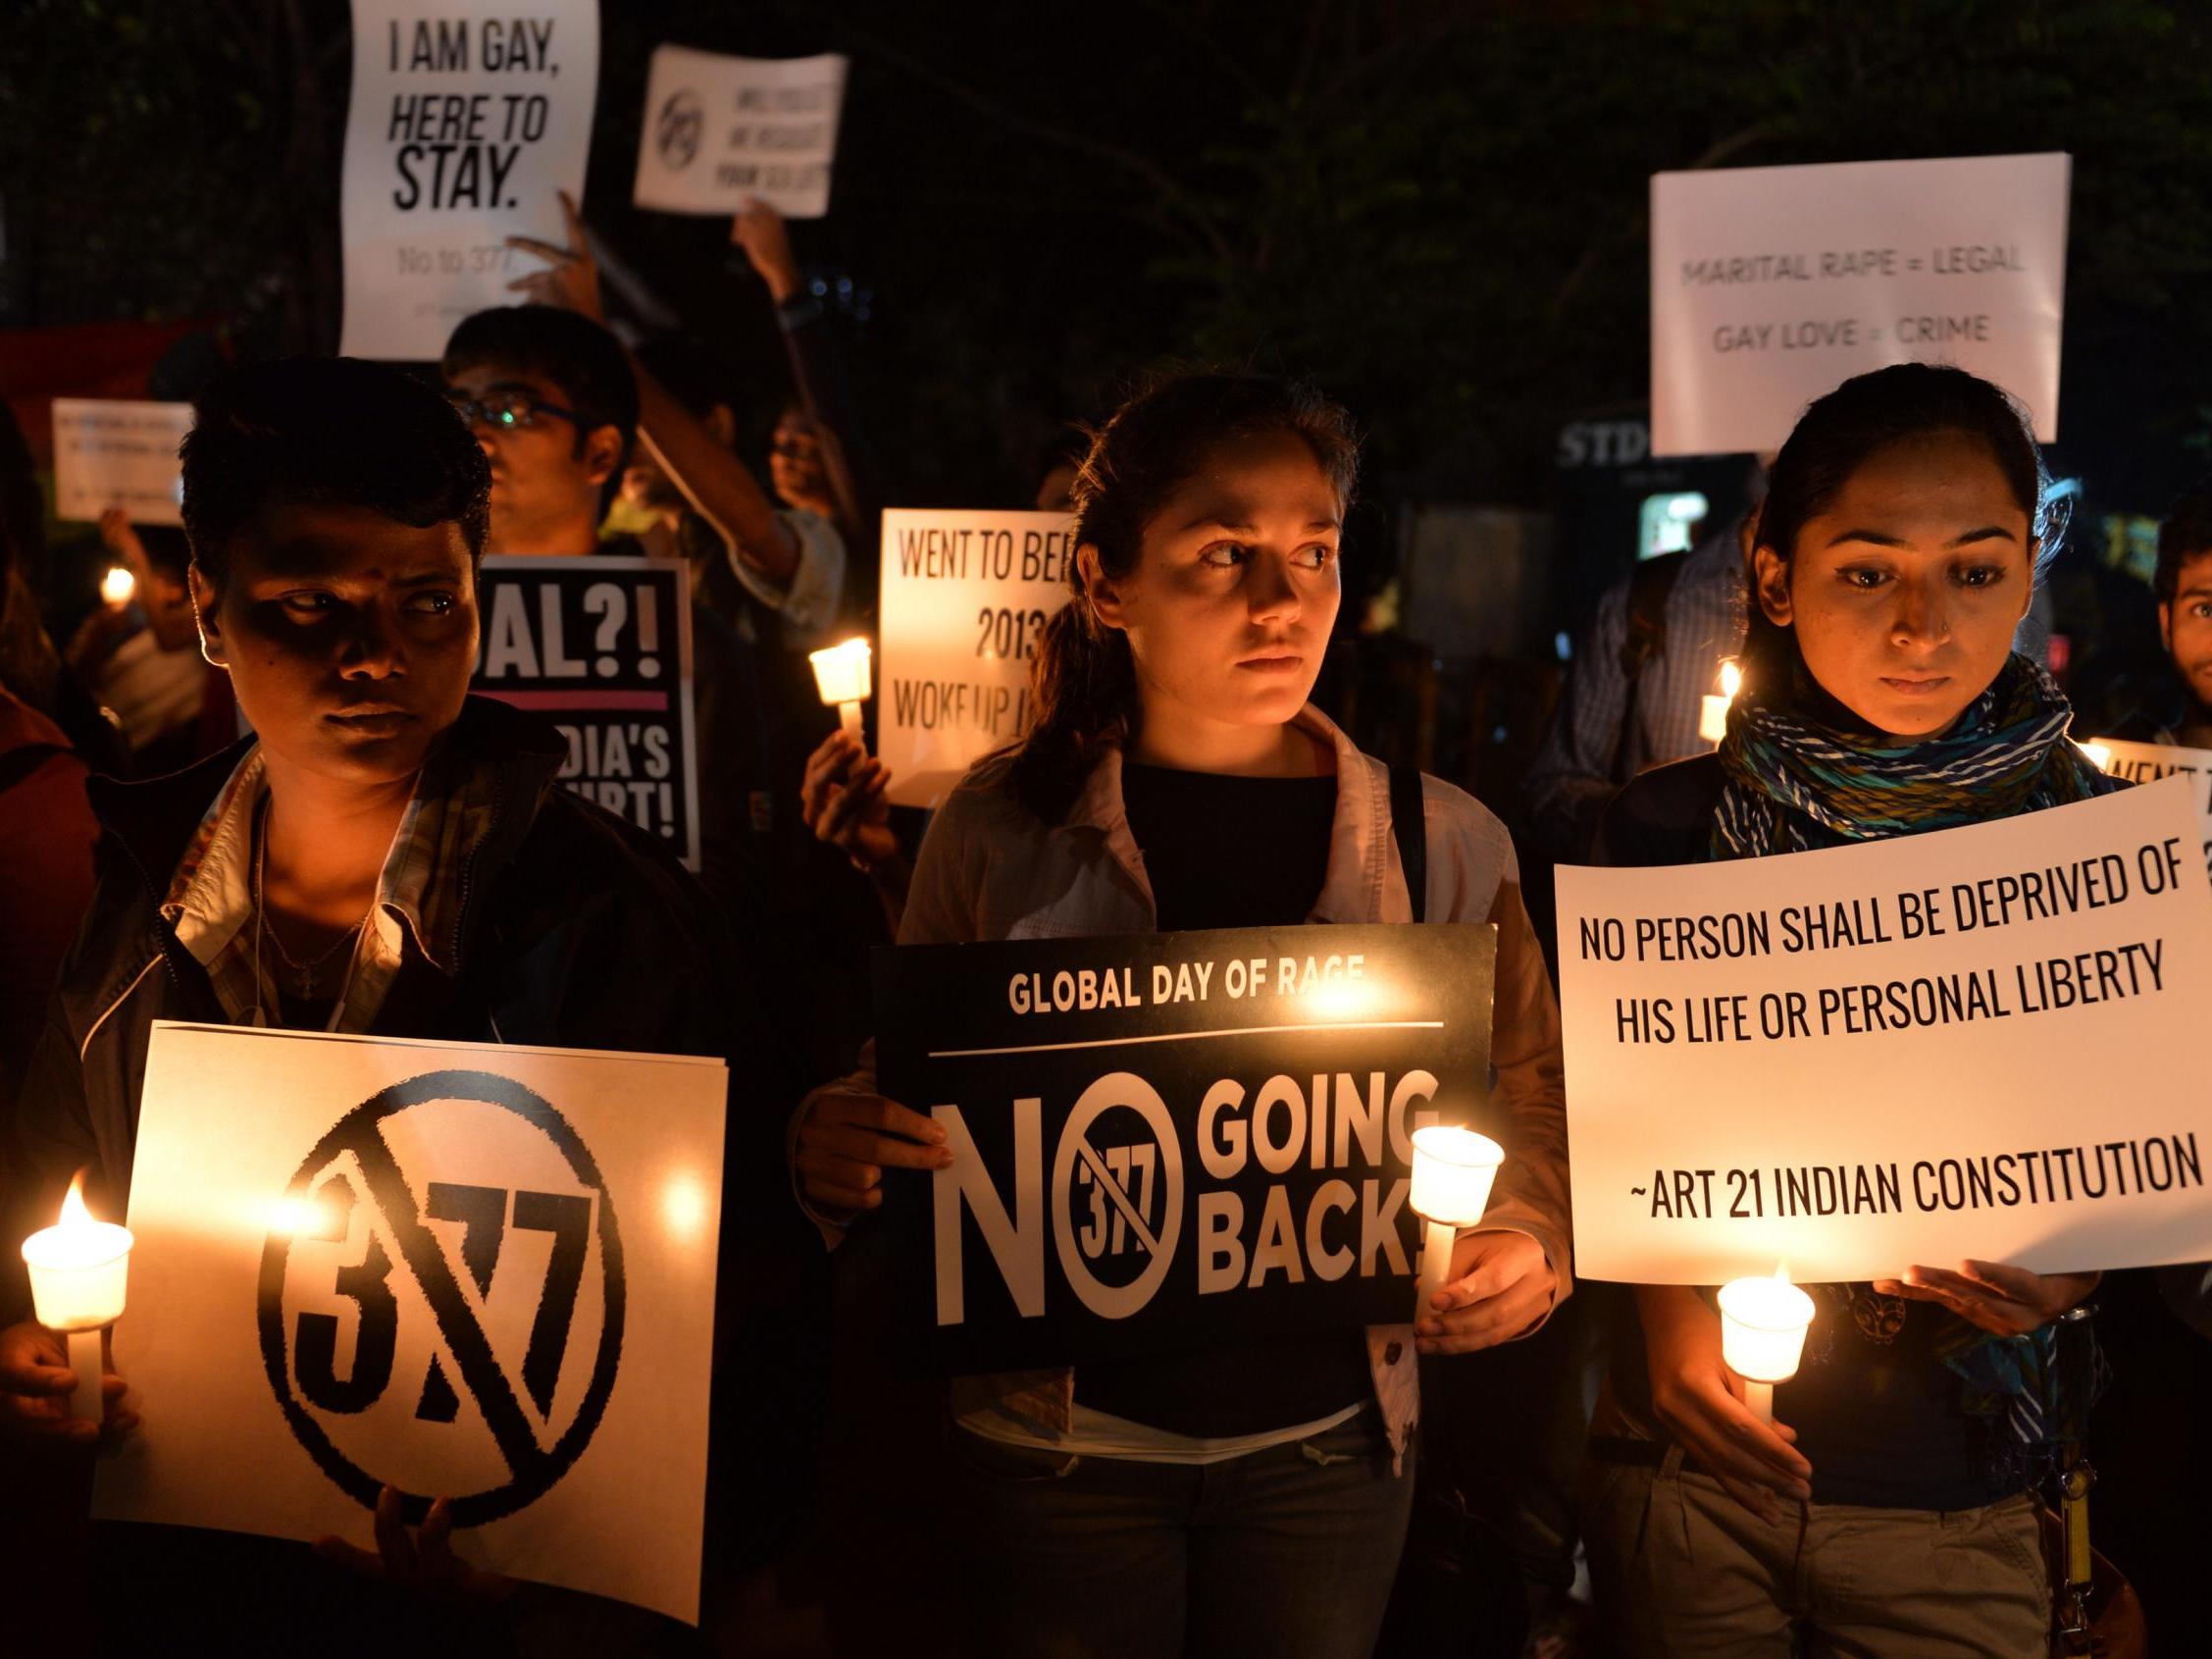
left=51, top=399, right=192, bottom=525
left=2088, top=737, right=2212, bottom=874
left=632, top=47, right=848, bottom=219
left=1650, top=152, right=2070, bottom=456
left=1557, top=778, right=2212, bottom=1284
left=338, top=0, right=600, bottom=360
left=878, top=508, right=1074, bottom=809
left=95, top=1022, right=727, bottom=1625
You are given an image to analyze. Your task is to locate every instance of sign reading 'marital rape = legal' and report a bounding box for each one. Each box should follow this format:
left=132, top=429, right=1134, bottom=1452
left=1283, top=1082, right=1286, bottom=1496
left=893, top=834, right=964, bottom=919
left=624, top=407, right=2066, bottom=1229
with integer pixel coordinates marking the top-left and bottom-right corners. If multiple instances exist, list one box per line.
left=1556, top=776, right=2212, bottom=1285
left=874, top=925, right=1498, bottom=1374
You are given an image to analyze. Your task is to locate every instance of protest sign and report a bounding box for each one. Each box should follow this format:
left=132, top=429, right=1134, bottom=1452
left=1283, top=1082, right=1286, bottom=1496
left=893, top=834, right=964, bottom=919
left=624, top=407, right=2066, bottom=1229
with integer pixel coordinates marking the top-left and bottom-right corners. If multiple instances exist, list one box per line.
left=1650, top=152, right=2070, bottom=456
left=338, top=0, right=600, bottom=360
left=51, top=399, right=192, bottom=525
left=874, top=924, right=1496, bottom=1374
left=632, top=47, right=848, bottom=219
left=877, top=508, right=1074, bottom=808
left=1557, top=777, right=2212, bottom=1284
left=2087, top=738, right=2212, bottom=874
left=472, top=554, right=700, bottom=869
left=95, top=1021, right=727, bottom=1624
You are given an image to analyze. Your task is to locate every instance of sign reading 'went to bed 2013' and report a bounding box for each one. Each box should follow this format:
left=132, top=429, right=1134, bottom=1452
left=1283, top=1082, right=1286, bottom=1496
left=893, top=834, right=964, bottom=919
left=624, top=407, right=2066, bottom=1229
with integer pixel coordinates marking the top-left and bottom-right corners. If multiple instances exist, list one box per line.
left=874, top=924, right=1497, bottom=1375
left=1557, top=777, right=2212, bottom=1285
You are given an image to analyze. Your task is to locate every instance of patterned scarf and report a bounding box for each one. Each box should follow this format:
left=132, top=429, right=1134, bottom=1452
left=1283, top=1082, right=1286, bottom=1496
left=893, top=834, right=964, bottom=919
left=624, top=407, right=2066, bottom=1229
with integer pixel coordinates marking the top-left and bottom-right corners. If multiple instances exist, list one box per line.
left=1707, top=651, right=2117, bottom=1464
left=1711, top=651, right=2110, bottom=856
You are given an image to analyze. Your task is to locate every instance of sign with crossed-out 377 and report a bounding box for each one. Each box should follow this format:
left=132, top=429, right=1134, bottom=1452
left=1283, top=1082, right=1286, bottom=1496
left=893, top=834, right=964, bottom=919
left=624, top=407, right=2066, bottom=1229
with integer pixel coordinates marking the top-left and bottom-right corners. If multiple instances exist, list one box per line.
left=95, top=1024, right=728, bottom=1626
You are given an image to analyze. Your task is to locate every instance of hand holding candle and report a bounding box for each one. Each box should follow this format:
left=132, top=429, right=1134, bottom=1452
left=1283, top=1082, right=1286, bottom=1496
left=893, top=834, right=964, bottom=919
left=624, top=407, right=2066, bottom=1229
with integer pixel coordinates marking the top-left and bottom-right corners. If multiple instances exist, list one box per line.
left=20, top=1177, right=133, bottom=1425
left=809, top=637, right=873, bottom=742
left=1409, top=1125, right=1504, bottom=1321
left=1718, top=1265, right=1814, bottom=1423
left=100, top=565, right=136, bottom=607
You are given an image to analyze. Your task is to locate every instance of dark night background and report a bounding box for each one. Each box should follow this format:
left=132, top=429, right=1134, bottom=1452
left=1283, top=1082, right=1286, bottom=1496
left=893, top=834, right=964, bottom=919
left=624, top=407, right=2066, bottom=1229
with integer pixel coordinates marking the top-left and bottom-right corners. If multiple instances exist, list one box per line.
left=4, top=0, right=2211, bottom=1648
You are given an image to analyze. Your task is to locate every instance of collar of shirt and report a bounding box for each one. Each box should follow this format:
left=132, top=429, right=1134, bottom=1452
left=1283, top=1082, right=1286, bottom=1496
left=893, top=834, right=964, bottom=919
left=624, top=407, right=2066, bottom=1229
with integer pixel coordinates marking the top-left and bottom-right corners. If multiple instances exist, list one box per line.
left=1051, top=703, right=1400, bottom=927
left=159, top=735, right=497, bottom=1030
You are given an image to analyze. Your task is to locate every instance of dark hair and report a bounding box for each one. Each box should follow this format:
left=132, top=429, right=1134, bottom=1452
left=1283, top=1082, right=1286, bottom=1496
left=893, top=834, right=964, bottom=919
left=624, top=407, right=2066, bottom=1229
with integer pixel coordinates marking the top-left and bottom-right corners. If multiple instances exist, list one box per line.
left=441, top=304, right=639, bottom=490
left=180, top=356, right=490, bottom=593
left=1744, top=363, right=2055, bottom=693
left=1007, top=371, right=1361, bottom=824
left=2154, top=475, right=2212, bottom=606
left=136, top=525, right=192, bottom=585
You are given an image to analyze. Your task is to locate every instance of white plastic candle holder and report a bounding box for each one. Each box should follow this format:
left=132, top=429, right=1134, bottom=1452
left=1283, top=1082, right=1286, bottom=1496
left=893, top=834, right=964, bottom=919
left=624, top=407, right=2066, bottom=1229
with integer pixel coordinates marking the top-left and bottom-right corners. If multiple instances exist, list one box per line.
left=1718, top=1271, right=1815, bottom=1423
left=1699, top=660, right=1743, bottom=746
left=808, top=639, right=873, bottom=740
left=21, top=1187, right=133, bottom=1424
left=1409, top=1125, right=1505, bottom=1322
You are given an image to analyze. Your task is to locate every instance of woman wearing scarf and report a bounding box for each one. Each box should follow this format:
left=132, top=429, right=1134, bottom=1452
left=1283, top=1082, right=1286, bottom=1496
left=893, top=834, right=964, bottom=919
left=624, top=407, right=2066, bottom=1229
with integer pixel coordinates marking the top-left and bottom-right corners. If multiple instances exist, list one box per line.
left=1581, top=363, right=2108, bottom=1657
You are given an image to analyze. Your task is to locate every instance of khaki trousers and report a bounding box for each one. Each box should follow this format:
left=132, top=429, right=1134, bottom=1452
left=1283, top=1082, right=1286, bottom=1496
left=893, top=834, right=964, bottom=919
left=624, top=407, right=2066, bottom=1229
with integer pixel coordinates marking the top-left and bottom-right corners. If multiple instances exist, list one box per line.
left=1583, top=1445, right=2050, bottom=1658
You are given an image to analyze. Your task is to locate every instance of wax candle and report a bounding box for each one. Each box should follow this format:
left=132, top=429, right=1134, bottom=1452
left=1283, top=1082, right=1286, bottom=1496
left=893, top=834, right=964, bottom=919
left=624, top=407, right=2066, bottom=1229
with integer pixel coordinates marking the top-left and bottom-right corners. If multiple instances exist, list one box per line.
left=1698, top=659, right=1743, bottom=746
left=101, top=566, right=136, bottom=607
left=809, top=638, right=873, bottom=741
left=1409, top=1125, right=1505, bottom=1322
left=21, top=1179, right=133, bottom=1424
left=1718, top=1266, right=1815, bottom=1423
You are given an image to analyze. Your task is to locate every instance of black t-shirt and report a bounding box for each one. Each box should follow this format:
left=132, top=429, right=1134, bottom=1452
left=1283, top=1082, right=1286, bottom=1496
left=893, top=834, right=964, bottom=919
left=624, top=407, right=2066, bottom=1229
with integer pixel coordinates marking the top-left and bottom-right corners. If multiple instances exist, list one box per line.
left=1070, top=761, right=1373, bottom=1437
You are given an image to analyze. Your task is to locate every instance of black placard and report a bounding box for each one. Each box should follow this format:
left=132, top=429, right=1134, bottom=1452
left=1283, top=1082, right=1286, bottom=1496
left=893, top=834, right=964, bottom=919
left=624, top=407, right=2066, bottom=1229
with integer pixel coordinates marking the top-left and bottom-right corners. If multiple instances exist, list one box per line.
left=874, top=923, right=1498, bottom=1375
left=473, top=556, right=700, bottom=868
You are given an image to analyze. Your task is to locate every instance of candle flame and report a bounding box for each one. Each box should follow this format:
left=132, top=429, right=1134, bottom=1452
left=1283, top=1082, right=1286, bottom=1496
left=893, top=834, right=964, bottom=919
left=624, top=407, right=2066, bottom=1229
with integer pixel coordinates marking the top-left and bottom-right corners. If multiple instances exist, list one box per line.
left=60, top=1175, right=94, bottom=1229
left=1719, top=660, right=1742, bottom=700
left=1773, top=1261, right=1791, bottom=1284
left=2076, top=740, right=2112, bottom=772
left=101, top=566, right=136, bottom=606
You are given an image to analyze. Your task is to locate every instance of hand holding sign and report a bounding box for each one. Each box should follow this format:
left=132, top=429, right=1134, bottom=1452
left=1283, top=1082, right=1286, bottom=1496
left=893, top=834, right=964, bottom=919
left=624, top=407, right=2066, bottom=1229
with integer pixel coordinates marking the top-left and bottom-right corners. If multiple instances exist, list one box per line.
left=316, top=1484, right=517, bottom=1604
left=794, top=1089, right=954, bottom=1216
left=505, top=190, right=603, bottom=321
left=1872, top=1259, right=2099, bottom=1337
left=730, top=198, right=801, bottom=304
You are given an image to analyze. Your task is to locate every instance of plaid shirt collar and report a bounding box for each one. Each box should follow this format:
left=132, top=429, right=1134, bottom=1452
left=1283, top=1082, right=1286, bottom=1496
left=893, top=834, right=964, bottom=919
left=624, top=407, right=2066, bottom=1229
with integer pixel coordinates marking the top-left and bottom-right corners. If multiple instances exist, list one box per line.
left=161, top=736, right=497, bottom=1032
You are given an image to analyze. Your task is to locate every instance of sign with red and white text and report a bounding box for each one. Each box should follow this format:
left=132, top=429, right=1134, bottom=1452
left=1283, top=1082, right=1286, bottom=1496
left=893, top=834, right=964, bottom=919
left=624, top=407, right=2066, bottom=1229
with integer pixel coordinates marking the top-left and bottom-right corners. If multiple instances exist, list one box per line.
left=877, top=508, right=1075, bottom=809
left=1558, top=778, right=2212, bottom=1283
left=1650, top=152, right=2070, bottom=456
left=95, top=1022, right=726, bottom=1624
left=338, top=0, right=600, bottom=360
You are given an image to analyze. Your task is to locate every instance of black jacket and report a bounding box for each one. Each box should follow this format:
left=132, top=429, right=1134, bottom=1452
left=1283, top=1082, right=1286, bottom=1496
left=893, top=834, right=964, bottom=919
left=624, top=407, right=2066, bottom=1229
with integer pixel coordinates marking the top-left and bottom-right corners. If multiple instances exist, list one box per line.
left=1591, top=752, right=1725, bottom=868
left=3, top=696, right=788, bottom=1314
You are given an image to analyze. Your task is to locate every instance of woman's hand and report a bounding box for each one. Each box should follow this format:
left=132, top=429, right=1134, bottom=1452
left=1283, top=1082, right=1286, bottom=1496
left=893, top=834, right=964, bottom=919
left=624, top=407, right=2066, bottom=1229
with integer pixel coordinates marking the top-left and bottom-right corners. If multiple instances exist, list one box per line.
left=794, top=1093, right=953, bottom=1215
left=0, top=1320, right=137, bottom=1446
left=1415, top=1230, right=1554, bottom=1355
left=1635, top=1285, right=1811, bottom=1523
left=315, top=1485, right=515, bottom=1603
left=801, top=730, right=900, bottom=871
left=1873, top=1261, right=2100, bottom=1337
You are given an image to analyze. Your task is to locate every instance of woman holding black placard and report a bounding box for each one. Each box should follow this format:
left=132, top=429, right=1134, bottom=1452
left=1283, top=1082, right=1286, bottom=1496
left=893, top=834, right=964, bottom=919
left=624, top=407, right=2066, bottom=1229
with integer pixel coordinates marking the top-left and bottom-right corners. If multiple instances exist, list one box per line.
left=789, top=371, right=1572, bottom=1658
left=1583, top=362, right=2113, bottom=1657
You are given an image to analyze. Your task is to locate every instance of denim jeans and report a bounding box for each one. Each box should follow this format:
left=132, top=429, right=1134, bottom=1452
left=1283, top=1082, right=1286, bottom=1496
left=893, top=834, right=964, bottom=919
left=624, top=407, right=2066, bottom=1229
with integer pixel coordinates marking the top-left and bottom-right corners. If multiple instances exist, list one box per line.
left=953, top=1410, right=1415, bottom=1658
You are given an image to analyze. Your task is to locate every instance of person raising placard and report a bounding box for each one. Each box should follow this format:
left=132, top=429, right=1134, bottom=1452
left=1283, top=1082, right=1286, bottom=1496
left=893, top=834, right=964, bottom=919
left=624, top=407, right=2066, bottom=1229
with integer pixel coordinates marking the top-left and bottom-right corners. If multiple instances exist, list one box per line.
left=1582, top=362, right=2114, bottom=1657
left=788, top=371, right=1572, bottom=1658
left=0, top=358, right=760, bottom=1649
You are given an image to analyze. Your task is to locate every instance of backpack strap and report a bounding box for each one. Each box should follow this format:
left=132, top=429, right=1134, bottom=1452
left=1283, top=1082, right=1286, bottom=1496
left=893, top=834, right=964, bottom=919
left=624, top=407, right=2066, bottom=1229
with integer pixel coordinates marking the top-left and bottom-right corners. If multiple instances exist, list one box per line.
left=1611, top=549, right=1687, bottom=780
left=1389, top=762, right=1427, bottom=924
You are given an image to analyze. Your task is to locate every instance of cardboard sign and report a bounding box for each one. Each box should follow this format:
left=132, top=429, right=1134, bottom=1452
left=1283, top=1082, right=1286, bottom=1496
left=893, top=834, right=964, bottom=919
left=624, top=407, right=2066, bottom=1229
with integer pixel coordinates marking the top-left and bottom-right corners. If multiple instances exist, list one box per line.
left=51, top=399, right=192, bottom=525
left=1557, top=778, right=2212, bottom=1284
left=874, top=924, right=1497, bottom=1375
left=338, top=0, right=600, bottom=360
left=632, top=47, right=848, bottom=219
left=876, top=508, right=1075, bottom=808
left=94, top=1022, right=727, bottom=1624
left=1650, top=153, right=2070, bottom=456
left=472, top=555, right=700, bottom=869
left=2088, top=738, right=2212, bottom=873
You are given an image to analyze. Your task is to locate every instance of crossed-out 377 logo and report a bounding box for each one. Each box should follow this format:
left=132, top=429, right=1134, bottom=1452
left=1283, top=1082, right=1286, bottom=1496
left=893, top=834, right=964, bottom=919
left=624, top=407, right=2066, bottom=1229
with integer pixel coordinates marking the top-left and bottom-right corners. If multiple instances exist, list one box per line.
left=256, top=1071, right=625, bottom=1526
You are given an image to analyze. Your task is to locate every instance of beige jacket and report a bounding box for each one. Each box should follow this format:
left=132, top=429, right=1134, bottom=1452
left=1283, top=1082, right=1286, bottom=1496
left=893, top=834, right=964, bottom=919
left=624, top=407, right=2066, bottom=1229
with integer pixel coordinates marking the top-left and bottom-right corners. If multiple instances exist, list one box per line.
left=797, top=704, right=1572, bottom=1459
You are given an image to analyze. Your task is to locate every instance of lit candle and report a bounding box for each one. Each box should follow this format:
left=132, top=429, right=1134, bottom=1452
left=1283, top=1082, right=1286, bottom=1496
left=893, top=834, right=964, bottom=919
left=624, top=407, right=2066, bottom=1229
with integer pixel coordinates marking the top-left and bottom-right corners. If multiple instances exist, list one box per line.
left=1699, top=659, right=1743, bottom=746
left=1718, top=1265, right=1814, bottom=1423
left=100, top=565, right=136, bottom=607
left=808, top=637, right=874, bottom=742
left=2076, top=740, right=2113, bottom=773
left=20, top=1177, right=133, bottom=1424
left=1409, top=1125, right=1505, bottom=1321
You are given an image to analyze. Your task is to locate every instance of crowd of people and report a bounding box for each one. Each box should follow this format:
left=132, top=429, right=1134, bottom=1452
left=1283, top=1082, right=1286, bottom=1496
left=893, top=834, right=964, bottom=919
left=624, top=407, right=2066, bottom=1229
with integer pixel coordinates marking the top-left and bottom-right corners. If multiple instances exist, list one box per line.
left=2, top=193, right=2210, bottom=1659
